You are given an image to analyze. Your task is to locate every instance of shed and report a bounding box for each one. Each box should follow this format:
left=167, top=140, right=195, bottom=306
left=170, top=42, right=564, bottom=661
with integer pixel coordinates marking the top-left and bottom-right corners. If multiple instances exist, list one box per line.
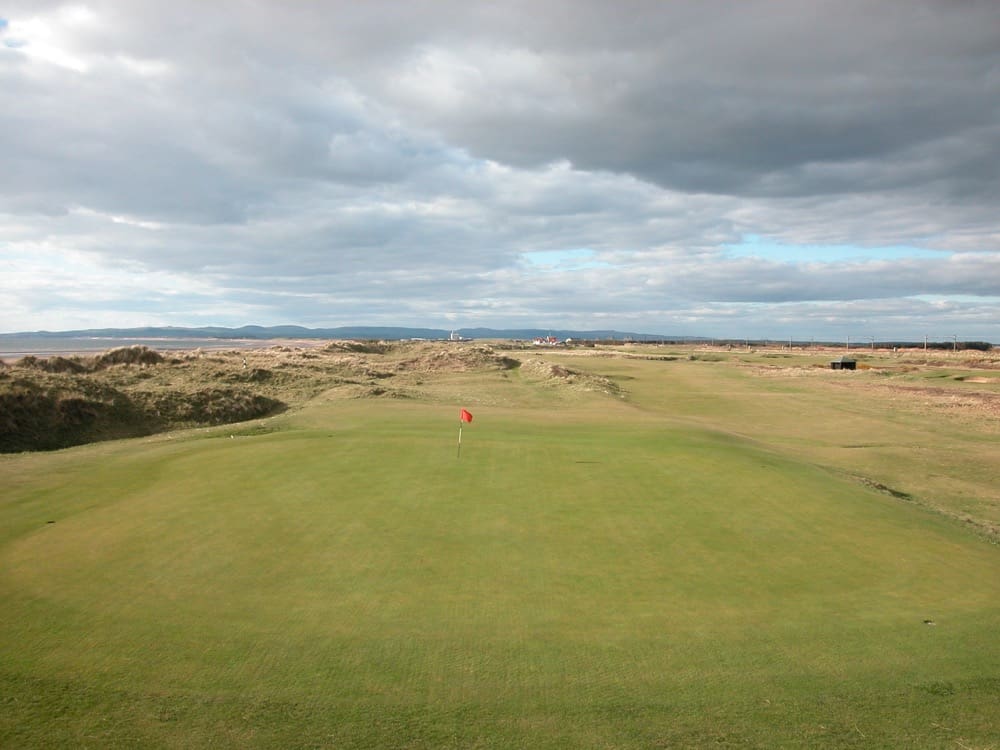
left=830, top=356, right=857, bottom=370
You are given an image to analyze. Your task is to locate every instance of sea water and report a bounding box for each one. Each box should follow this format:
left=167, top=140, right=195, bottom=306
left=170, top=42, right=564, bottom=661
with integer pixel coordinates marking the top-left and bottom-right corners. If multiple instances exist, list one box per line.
left=0, top=335, right=264, bottom=360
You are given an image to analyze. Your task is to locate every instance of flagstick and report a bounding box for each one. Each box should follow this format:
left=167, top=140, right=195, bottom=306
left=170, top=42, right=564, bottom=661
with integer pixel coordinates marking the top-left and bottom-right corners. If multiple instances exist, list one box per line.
left=457, top=424, right=463, bottom=458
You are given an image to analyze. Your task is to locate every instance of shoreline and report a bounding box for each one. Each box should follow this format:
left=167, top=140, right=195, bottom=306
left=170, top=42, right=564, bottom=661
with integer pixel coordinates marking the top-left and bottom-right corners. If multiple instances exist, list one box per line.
left=0, top=337, right=329, bottom=364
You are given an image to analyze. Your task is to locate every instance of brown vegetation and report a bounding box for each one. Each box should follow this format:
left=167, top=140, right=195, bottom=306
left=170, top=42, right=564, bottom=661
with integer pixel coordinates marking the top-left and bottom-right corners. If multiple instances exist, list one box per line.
left=0, top=341, right=536, bottom=452
left=4, top=340, right=997, bottom=453
left=0, top=346, right=284, bottom=452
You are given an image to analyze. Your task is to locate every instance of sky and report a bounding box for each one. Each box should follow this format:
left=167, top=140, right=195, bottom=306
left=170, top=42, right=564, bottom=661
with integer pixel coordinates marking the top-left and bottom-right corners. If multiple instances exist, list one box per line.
left=2, top=1, right=999, bottom=341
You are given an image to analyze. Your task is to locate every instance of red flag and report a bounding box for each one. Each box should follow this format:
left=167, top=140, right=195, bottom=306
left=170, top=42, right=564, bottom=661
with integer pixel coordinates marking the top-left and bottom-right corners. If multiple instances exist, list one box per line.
left=460, top=408, right=473, bottom=423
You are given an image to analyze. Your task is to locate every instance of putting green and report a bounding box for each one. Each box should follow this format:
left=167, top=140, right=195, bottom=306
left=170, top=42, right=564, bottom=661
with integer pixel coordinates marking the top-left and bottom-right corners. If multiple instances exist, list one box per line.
left=2, top=382, right=998, bottom=748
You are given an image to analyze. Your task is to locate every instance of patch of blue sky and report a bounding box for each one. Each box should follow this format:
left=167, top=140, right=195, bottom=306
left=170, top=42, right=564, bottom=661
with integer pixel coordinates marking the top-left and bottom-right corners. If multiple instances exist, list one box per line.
left=726, top=234, right=945, bottom=263
left=912, top=294, right=1000, bottom=303
left=521, top=248, right=613, bottom=271
left=0, top=18, right=8, bottom=30
left=4, top=38, right=26, bottom=48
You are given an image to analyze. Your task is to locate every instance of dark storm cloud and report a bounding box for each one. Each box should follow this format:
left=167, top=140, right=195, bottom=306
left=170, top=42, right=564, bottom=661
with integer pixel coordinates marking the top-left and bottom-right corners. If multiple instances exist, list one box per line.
left=366, top=0, right=1000, bottom=200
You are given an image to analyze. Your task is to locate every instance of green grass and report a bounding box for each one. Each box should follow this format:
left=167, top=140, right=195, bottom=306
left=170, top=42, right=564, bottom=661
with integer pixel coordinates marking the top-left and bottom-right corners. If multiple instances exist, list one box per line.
left=2, top=361, right=999, bottom=748
left=557, top=352, right=1000, bottom=534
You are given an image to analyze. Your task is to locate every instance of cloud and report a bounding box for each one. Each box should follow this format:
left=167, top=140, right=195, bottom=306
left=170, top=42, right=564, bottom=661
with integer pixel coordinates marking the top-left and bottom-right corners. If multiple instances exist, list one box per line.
left=0, top=0, right=998, bottom=340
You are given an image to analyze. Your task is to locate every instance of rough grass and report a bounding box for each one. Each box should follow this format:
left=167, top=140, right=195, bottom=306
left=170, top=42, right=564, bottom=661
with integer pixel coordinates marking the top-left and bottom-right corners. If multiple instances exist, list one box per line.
left=0, top=342, right=534, bottom=452
left=545, top=346, right=1000, bottom=539
left=1, top=343, right=998, bottom=748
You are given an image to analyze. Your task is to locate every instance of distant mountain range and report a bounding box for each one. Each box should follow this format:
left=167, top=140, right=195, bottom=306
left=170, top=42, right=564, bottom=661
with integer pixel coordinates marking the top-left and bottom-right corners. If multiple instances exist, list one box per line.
left=1, top=325, right=692, bottom=342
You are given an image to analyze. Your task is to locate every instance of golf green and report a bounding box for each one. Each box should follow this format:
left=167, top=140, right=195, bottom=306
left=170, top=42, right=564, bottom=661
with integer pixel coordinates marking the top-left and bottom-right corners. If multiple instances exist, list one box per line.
left=2, top=380, right=998, bottom=748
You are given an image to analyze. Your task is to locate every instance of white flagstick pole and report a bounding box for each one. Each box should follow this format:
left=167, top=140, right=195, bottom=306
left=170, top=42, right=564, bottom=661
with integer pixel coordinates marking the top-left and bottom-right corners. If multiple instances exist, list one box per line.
left=457, top=422, right=463, bottom=458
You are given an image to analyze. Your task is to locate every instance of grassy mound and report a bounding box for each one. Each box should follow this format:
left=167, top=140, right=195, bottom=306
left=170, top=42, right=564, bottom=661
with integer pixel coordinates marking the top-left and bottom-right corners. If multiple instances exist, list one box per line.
left=325, top=340, right=398, bottom=355
left=1, top=342, right=529, bottom=452
left=519, top=356, right=623, bottom=396
left=399, top=344, right=520, bottom=372
left=15, top=345, right=166, bottom=373
left=0, top=347, right=284, bottom=452
left=13, top=355, right=90, bottom=374
left=94, top=344, right=167, bottom=368
left=133, top=387, right=282, bottom=425
left=0, top=378, right=282, bottom=452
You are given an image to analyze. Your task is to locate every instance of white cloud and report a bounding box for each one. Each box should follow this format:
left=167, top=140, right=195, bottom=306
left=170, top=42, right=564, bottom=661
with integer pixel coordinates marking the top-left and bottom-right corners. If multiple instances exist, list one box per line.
left=112, top=53, right=171, bottom=77
left=0, top=0, right=998, bottom=340
left=2, top=4, right=98, bottom=72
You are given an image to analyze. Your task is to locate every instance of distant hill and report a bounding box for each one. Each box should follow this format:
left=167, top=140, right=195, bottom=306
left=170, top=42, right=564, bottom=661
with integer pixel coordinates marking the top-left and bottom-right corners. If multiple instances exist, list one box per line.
left=1, top=325, right=691, bottom=342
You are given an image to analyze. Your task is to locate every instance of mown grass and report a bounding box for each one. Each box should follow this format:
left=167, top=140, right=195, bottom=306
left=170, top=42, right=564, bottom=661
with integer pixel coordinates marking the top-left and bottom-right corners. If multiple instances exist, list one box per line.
left=1, top=358, right=999, bottom=748
left=552, top=350, right=1000, bottom=536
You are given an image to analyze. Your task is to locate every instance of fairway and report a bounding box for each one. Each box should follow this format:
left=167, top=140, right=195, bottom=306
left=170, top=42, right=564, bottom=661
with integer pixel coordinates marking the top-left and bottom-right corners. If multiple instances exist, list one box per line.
left=2, top=352, right=999, bottom=748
